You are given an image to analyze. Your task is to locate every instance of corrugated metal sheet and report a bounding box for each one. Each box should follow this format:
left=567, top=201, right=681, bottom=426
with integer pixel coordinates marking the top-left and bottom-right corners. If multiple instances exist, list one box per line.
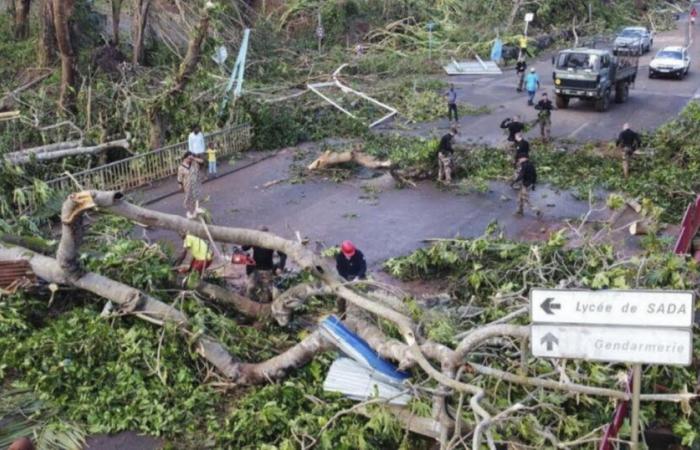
left=320, top=316, right=409, bottom=385
left=0, top=260, right=36, bottom=292
left=444, top=56, right=502, bottom=75
left=323, top=357, right=412, bottom=406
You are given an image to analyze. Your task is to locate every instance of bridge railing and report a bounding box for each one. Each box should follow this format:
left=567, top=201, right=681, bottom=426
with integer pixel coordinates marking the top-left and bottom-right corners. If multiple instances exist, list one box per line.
left=18, top=124, right=252, bottom=213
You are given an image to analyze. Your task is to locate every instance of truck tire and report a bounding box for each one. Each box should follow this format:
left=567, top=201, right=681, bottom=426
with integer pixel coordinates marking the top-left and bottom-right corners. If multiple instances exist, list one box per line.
left=595, top=90, right=611, bottom=112
left=614, top=82, right=629, bottom=103
left=555, top=94, right=569, bottom=109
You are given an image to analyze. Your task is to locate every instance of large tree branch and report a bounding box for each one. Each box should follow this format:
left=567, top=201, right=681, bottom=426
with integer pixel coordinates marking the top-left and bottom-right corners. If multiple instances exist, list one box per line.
left=468, top=363, right=697, bottom=403
left=5, top=136, right=130, bottom=164
left=450, top=324, right=529, bottom=367
left=195, top=281, right=272, bottom=319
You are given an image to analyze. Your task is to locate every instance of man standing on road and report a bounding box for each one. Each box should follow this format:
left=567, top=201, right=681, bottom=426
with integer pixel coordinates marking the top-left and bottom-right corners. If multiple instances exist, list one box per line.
left=437, top=126, right=457, bottom=184
left=445, top=84, right=458, bottom=124
left=534, top=92, right=554, bottom=142
left=515, top=55, right=527, bottom=92
left=525, top=68, right=540, bottom=106
left=616, top=123, right=642, bottom=179
left=512, top=156, right=541, bottom=217
left=514, top=132, right=530, bottom=164
left=500, top=115, right=525, bottom=149
left=188, top=124, right=205, bottom=156
left=336, top=241, right=367, bottom=281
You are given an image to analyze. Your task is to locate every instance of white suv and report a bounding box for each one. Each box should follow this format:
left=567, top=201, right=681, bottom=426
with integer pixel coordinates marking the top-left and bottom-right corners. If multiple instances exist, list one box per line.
left=649, top=46, right=690, bottom=79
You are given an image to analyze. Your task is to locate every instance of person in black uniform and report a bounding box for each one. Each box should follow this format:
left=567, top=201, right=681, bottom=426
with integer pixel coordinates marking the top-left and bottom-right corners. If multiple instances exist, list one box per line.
left=513, top=132, right=530, bottom=163
left=243, top=226, right=287, bottom=302
left=515, top=55, right=527, bottom=92
left=616, top=123, right=642, bottom=179
left=500, top=115, right=525, bottom=150
left=534, top=92, right=554, bottom=142
left=437, top=127, right=457, bottom=184
left=336, top=240, right=367, bottom=281
left=512, top=156, right=541, bottom=217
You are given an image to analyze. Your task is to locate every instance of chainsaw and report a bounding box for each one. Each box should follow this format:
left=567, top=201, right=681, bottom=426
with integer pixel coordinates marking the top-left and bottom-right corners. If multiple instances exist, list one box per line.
left=231, top=250, right=256, bottom=265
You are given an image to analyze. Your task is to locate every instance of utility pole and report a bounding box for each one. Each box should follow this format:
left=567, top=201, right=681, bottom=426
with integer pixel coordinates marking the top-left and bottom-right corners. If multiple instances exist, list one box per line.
left=427, top=21, right=435, bottom=60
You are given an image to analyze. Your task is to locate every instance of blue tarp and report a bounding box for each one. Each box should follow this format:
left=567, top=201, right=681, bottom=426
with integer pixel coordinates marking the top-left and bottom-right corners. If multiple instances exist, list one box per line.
left=490, top=38, right=503, bottom=61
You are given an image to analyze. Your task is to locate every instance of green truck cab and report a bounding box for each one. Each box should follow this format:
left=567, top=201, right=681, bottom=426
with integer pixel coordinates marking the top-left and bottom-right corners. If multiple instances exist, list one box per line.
left=552, top=48, right=638, bottom=112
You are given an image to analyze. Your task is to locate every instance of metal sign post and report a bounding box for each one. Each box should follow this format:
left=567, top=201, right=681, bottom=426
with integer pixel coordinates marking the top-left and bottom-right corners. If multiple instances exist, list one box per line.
left=530, top=288, right=695, bottom=448
left=316, top=11, right=324, bottom=54
left=524, top=12, right=534, bottom=37
left=520, top=13, right=534, bottom=59
left=630, top=364, right=642, bottom=449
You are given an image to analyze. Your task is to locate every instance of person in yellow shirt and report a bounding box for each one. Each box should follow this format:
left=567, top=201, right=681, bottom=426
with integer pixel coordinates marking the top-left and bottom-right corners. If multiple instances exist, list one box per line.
left=175, top=233, right=213, bottom=274
left=206, top=144, right=218, bottom=178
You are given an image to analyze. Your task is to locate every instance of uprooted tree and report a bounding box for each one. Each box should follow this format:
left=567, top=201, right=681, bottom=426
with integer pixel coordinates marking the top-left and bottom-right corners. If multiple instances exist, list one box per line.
left=0, top=190, right=695, bottom=448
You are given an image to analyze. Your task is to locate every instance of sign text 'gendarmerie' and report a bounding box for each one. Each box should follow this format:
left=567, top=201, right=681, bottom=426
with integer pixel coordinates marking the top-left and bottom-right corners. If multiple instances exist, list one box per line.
left=531, top=325, right=692, bottom=365
left=530, top=289, right=693, bottom=327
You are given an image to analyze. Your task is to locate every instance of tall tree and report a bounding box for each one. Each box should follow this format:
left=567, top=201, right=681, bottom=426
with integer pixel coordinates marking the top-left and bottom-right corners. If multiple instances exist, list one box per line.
left=131, top=0, right=151, bottom=64
left=38, top=0, right=57, bottom=66
left=13, top=0, right=31, bottom=39
left=148, top=3, right=213, bottom=148
left=52, top=0, right=77, bottom=112
left=111, top=0, right=123, bottom=45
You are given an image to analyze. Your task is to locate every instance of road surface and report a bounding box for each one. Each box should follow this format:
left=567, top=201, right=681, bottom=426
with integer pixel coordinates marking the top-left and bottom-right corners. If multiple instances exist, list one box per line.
left=381, top=15, right=700, bottom=146
left=139, top=19, right=700, bottom=267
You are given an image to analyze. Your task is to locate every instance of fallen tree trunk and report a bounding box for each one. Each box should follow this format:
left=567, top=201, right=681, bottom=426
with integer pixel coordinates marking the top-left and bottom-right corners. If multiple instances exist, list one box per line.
left=308, top=149, right=393, bottom=171
left=5, top=136, right=130, bottom=164
left=1, top=239, right=336, bottom=383
left=196, top=281, right=272, bottom=319
left=0, top=191, right=338, bottom=385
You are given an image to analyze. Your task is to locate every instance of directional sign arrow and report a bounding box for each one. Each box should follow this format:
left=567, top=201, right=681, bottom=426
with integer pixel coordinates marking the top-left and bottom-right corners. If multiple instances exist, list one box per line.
left=540, top=297, right=561, bottom=315
left=540, top=332, right=559, bottom=351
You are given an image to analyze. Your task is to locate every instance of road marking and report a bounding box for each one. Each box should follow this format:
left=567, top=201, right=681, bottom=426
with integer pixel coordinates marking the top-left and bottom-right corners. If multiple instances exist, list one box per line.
left=568, top=122, right=590, bottom=138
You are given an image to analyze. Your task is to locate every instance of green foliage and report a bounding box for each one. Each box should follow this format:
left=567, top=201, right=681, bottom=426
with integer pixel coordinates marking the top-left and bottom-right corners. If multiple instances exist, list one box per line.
left=0, top=14, right=35, bottom=84
left=385, top=231, right=700, bottom=445
left=364, top=134, right=437, bottom=170
left=240, top=97, right=365, bottom=150
left=0, top=388, right=87, bottom=450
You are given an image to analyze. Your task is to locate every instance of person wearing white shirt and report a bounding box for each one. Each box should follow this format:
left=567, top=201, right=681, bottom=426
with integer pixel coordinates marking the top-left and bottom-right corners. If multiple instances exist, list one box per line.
left=187, top=124, right=205, bottom=155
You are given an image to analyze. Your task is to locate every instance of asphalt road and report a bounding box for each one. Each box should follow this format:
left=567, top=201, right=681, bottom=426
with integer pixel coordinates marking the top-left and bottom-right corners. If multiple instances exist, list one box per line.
left=142, top=146, right=605, bottom=267
left=141, top=18, right=700, bottom=268
left=387, top=15, right=700, bottom=146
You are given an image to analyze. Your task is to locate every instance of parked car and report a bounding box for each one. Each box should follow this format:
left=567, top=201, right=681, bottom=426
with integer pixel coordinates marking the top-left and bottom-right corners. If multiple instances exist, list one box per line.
left=613, top=26, right=653, bottom=55
left=649, top=46, right=690, bottom=79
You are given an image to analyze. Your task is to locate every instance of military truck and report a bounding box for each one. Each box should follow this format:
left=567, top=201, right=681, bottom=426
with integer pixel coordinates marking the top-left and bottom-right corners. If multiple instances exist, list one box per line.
left=552, top=48, right=638, bottom=112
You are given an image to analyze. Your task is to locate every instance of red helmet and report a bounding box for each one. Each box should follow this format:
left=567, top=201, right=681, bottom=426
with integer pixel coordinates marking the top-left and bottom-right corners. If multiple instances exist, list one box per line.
left=341, top=240, right=356, bottom=257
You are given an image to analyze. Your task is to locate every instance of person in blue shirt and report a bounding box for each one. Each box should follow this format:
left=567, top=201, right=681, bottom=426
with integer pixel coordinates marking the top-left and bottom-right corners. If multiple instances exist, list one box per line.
left=525, top=68, right=540, bottom=106
left=445, top=84, right=458, bottom=123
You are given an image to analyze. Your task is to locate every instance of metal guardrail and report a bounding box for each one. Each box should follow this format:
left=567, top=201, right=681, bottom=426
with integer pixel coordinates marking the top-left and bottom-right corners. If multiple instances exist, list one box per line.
left=19, top=124, right=252, bottom=212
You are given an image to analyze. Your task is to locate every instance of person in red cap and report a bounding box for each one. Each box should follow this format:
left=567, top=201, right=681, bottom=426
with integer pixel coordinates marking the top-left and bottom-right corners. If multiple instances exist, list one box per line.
left=336, top=240, right=367, bottom=281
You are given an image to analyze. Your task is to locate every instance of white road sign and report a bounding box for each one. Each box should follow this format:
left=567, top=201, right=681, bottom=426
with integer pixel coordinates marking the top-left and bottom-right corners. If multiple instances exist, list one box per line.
left=524, top=13, right=534, bottom=22
left=530, top=289, right=694, bottom=328
left=531, top=325, right=693, bottom=365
